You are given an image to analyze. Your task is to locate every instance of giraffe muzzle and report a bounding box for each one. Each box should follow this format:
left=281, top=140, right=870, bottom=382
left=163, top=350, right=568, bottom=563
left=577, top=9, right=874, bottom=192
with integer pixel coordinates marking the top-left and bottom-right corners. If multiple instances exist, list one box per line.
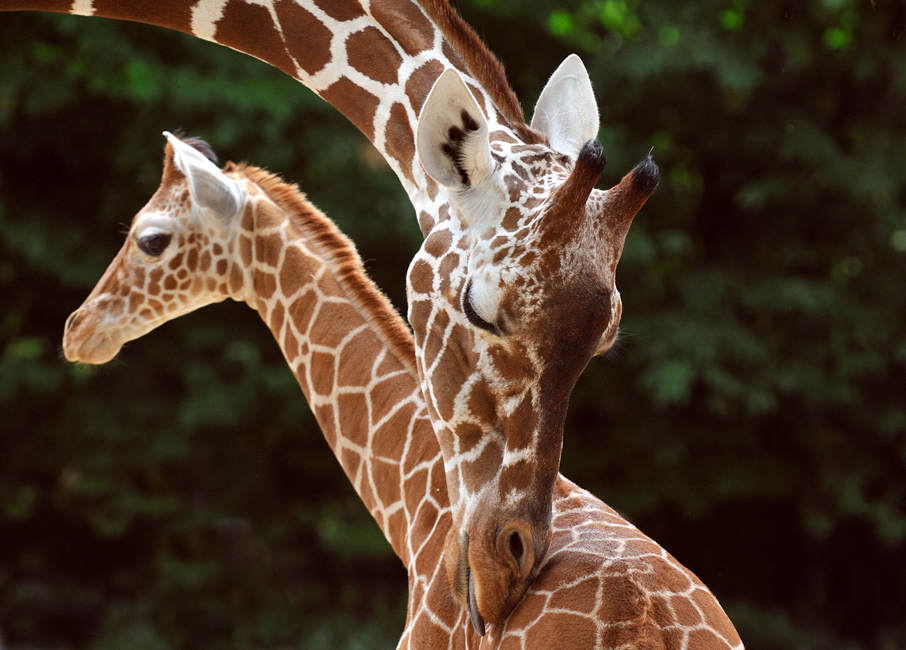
left=62, top=308, right=94, bottom=363
left=457, top=520, right=539, bottom=636
left=62, top=307, right=124, bottom=364
left=64, top=309, right=84, bottom=335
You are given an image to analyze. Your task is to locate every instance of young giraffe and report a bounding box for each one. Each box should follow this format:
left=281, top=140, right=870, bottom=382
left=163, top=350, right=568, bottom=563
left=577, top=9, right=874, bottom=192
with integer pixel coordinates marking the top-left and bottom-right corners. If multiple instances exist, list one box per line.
left=64, top=133, right=742, bottom=649
left=2, top=1, right=663, bottom=626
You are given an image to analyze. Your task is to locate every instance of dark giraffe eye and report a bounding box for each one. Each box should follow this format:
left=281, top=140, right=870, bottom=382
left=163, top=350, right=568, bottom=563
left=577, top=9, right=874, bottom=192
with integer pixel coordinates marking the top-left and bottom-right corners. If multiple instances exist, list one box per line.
left=137, top=233, right=172, bottom=257
left=463, top=280, right=499, bottom=336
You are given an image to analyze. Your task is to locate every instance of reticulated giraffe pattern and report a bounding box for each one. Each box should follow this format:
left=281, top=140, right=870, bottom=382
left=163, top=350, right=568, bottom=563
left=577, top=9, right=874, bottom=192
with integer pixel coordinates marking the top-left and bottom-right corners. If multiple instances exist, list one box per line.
left=64, top=134, right=743, bottom=649
left=64, top=135, right=434, bottom=562
left=3, top=0, right=743, bottom=641
left=2, top=0, right=650, bottom=619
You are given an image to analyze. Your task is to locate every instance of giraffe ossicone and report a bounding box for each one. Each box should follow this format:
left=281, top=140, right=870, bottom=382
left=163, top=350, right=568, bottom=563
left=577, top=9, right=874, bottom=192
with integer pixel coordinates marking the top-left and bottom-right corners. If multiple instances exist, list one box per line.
left=63, top=134, right=743, bottom=649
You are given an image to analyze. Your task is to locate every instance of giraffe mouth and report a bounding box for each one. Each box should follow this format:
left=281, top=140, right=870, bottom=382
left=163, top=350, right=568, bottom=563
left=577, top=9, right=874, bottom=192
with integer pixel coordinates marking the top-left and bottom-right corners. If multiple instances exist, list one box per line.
left=462, top=532, right=486, bottom=636
left=468, top=564, right=486, bottom=636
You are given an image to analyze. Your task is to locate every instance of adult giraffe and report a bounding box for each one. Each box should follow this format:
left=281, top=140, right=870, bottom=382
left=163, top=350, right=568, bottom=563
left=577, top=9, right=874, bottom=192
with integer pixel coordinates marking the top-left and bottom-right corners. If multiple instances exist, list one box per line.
left=64, top=132, right=743, bottom=649
left=4, top=0, right=656, bottom=626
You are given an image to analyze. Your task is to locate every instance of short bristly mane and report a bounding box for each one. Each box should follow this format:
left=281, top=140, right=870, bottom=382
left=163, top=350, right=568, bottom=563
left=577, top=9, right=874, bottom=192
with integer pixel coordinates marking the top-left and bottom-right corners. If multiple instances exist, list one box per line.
left=230, top=163, right=419, bottom=377
left=418, top=0, right=546, bottom=146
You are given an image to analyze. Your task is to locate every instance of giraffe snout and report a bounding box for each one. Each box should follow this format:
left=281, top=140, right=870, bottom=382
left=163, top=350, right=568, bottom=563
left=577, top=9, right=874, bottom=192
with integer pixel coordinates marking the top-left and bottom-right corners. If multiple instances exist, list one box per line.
left=62, top=308, right=94, bottom=363
left=62, top=308, right=87, bottom=360
left=62, top=306, right=123, bottom=365
left=448, top=510, right=548, bottom=634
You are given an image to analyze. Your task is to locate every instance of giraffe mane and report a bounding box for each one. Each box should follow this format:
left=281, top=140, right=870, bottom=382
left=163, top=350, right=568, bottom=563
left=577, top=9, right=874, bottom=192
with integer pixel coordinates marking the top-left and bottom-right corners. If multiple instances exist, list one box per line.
left=230, top=162, right=420, bottom=378
left=418, top=0, right=546, bottom=146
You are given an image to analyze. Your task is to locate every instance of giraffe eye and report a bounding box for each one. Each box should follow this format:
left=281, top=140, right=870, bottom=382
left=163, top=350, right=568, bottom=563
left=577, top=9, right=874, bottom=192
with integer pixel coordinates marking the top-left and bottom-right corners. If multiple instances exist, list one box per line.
left=137, top=233, right=172, bottom=257
left=463, top=280, right=499, bottom=336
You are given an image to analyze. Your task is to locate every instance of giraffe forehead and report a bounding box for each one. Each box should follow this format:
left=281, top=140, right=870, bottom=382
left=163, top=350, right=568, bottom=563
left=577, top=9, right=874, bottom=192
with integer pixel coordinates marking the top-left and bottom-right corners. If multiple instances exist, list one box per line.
left=133, top=185, right=192, bottom=230
left=497, top=147, right=571, bottom=202
left=151, top=177, right=191, bottom=209
left=490, top=135, right=568, bottom=168
left=419, top=143, right=576, bottom=263
left=465, top=208, right=598, bottom=286
left=438, top=214, right=585, bottom=298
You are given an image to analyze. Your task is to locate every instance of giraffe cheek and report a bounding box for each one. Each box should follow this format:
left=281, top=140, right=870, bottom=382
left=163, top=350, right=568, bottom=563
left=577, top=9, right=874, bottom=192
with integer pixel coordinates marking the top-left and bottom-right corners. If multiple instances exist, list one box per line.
left=463, top=440, right=504, bottom=497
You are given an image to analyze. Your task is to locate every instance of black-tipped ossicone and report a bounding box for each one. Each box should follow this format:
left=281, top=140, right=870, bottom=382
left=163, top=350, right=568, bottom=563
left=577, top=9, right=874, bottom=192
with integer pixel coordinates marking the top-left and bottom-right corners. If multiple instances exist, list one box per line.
left=557, top=139, right=607, bottom=212
left=630, top=155, right=659, bottom=196
left=577, top=139, right=607, bottom=177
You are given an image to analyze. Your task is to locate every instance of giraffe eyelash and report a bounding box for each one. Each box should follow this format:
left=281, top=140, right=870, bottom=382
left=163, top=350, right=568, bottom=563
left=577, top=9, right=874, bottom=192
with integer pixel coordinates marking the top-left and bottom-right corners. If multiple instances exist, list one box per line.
left=462, top=279, right=499, bottom=336
left=137, top=232, right=172, bottom=257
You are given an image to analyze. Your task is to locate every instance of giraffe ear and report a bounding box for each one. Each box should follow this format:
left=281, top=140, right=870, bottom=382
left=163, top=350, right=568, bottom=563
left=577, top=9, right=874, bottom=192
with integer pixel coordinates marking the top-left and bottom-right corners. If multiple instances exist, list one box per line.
left=530, top=54, right=599, bottom=160
left=416, top=69, right=494, bottom=192
left=164, top=131, right=244, bottom=223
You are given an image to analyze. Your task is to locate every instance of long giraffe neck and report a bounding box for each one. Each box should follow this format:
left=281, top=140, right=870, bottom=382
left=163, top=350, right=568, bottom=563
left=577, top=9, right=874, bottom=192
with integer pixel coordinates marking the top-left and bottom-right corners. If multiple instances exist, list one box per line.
left=235, top=166, right=446, bottom=564
left=60, top=136, right=744, bottom=647
left=240, top=177, right=743, bottom=650
left=0, top=0, right=535, bottom=227
left=3, top=3, right=576, bottom=626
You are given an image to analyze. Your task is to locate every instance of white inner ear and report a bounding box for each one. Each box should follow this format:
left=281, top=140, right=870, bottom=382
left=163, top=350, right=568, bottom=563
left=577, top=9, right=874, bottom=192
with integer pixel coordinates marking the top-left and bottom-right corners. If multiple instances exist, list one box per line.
left=416, top=69, right=494, bottom=190
left=164, top=131, right=244, bottom=221
left=530, top=54, right=600, bottom=160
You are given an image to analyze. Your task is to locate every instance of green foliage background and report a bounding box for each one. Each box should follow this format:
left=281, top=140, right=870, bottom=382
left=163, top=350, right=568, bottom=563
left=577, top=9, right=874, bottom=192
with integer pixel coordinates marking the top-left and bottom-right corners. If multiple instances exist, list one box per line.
left=1, top=1, right=904, bottom=648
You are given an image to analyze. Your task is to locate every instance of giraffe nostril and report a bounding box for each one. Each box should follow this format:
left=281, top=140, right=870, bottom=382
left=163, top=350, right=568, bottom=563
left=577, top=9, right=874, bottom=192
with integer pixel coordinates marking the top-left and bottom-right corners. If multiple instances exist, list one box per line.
left=506, top=529, right=524, bottom=565
left=64, top=310, right=84, bottom=333
left=497, top=520, right=535, bottom=580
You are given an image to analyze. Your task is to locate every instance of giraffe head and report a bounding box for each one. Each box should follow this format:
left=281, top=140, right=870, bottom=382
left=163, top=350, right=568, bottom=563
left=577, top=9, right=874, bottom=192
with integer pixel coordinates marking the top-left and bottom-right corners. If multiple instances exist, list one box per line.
left=63, top=133, right=250, bottom=363
left=407, top=55, right=658, bottom=632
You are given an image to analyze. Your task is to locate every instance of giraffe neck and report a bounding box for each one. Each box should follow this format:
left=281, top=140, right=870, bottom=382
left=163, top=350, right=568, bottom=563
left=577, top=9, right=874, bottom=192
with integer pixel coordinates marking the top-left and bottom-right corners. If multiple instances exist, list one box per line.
left=235, top=166, right=445, bottom=564
left=1, top=0, right=533, bottom=226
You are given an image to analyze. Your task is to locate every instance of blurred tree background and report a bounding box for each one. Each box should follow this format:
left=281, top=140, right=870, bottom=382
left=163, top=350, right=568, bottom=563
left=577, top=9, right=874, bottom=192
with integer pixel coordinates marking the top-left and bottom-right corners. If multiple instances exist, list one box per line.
left=0, top=1, right=904, bottom=648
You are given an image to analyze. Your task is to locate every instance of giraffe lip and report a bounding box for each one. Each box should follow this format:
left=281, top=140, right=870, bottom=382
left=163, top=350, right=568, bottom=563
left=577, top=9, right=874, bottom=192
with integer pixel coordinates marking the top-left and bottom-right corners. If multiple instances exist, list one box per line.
left=64, top=331, right=123, bottom=365
left=467, top=564, right=486, bottom=636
